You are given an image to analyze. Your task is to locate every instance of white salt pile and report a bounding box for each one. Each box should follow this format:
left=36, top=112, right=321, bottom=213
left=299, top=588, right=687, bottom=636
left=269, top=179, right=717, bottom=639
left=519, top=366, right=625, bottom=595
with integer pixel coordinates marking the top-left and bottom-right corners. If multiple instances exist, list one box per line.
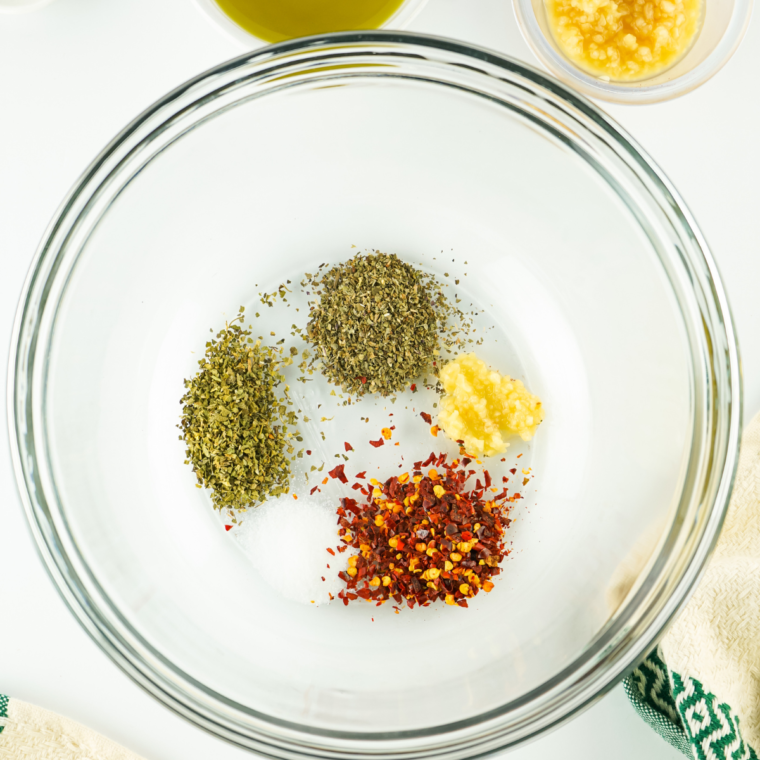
left=233, top=493, right=348, bottom=606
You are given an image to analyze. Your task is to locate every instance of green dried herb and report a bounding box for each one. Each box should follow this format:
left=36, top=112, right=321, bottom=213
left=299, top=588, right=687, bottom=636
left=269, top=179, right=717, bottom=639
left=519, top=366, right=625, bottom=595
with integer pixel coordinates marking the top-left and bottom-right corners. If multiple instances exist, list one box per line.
left=179, top=309, right=296, bottom=510
left=303, top=252, right=469, bottom=397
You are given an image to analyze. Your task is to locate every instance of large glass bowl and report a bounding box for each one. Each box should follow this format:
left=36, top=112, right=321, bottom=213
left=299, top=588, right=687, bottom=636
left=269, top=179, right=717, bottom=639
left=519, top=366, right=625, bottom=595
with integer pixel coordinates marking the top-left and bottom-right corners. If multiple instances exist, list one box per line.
left=9, top=33, right=741, bottom=757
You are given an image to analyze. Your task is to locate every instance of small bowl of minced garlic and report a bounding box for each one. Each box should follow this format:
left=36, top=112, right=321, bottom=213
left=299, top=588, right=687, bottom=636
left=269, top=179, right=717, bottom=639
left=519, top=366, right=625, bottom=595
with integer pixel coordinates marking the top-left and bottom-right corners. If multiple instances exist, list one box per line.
left=513, top=0, right=753, bottom=102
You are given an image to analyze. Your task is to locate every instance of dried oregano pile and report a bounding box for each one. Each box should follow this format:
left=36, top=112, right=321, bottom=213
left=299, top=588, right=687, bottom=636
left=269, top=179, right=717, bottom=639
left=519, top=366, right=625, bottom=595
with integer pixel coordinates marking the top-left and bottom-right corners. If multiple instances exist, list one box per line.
left=179, top=309, right=298, bottom=510
left=180, top=253, right=476, bottom=509
left=303, top=252, right=470, bottom=397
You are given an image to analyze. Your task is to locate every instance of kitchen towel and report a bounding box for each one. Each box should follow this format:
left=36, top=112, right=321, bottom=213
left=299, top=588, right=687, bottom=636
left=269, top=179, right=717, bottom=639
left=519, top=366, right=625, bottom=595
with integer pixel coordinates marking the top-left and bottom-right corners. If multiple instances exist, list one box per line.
left=0, top=694, right=144, bottom=760
left=623, top=410, right=760, bottom=759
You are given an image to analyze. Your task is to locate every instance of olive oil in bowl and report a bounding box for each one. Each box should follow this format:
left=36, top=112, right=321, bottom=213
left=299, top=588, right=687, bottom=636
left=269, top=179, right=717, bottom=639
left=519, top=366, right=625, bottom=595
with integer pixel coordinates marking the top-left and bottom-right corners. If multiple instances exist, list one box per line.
left=214, top=0, right=408, bottom=43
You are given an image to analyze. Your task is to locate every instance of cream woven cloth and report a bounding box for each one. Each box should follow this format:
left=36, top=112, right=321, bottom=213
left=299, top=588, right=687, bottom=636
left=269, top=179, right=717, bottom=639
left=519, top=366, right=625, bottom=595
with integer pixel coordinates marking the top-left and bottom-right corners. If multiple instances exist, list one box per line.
left=622, top=411, right=760, bottom=758
left=0, top=696, right=144, bottom=760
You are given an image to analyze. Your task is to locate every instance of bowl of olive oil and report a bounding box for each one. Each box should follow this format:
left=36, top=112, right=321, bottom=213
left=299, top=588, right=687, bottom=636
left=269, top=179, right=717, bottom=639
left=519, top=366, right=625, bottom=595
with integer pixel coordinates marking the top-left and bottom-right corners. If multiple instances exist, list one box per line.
left=194, top=0, right=429, bottom=45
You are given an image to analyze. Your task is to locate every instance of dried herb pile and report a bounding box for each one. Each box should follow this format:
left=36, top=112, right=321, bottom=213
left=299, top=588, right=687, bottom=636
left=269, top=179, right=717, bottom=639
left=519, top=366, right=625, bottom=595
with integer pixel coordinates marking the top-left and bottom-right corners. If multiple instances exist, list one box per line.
left=303, top=252, right=468, bottom=397
left=179, top=310, right=298, bottom=510
left=333, top=452, right=513, bottom=609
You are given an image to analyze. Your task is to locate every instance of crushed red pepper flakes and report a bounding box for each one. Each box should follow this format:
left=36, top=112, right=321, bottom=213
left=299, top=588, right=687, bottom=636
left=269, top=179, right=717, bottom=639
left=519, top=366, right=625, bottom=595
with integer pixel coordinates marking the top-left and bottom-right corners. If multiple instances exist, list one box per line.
left=326, top=548, right=335, bottom=556
left=355, top=471, right=367, bottom=479
left=369, top=438, right=385, bottom=448
left=410, top=384, right=417, bottom=392
left=225, top=524, right=233, bottom=532
left=344, top=442, right=354, bottom=452
left=333, top=454, right=512, bottom=610
left=329, top=464, right=348, bottom=483
left=420, top=412, right=432, bottom=424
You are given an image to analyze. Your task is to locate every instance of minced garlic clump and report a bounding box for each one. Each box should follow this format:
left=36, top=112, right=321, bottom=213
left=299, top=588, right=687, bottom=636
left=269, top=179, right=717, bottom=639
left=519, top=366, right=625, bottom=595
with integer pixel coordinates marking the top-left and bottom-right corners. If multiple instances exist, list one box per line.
left=437, top=353, right=544, bottom=458
left=546, top=0, right=702, bottom=81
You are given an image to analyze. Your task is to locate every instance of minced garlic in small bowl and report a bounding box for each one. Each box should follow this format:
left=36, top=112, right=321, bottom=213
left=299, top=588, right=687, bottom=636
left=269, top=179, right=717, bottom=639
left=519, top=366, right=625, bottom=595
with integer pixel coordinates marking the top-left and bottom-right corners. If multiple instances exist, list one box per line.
left=512, top=0, right=751, bottom=102
left=546, top=0, right=703, bottom=81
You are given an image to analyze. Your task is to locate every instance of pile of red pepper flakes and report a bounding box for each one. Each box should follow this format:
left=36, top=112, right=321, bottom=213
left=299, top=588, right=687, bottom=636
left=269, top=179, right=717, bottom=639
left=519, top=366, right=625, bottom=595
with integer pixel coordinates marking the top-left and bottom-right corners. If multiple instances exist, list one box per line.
left=335, top=452, right=514, bottom=609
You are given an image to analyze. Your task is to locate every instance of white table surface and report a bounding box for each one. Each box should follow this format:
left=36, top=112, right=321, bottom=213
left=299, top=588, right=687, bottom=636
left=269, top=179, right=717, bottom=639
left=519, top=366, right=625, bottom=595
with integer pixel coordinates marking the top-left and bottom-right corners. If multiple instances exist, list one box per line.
left=1, top=1, right=757, bottom=758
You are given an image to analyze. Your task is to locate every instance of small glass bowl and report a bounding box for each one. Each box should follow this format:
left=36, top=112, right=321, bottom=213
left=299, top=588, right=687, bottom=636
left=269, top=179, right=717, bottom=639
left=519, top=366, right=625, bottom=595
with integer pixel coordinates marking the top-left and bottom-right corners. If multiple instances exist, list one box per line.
left=513, top=0, right=753, bottom=103
left=192, top=0, right=429, bottom=47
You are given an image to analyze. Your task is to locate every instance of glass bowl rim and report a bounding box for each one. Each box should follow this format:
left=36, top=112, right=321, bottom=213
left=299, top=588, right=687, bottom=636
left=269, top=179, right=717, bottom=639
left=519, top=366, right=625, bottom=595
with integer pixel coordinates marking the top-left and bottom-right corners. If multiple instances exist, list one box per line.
left=7, top=31, right=742, bottom=756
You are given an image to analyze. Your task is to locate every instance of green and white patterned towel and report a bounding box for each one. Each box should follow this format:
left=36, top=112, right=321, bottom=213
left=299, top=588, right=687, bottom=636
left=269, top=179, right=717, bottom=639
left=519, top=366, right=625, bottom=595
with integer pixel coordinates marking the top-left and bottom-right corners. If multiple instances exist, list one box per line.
left=623, top=411, right=760, bottom=760
left=0, top=693, right=144, bottom=759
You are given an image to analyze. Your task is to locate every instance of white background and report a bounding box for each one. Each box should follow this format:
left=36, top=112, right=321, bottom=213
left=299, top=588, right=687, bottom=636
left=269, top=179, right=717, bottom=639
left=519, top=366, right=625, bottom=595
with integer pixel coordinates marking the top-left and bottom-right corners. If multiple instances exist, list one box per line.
left=0, top=0, right=757, bottom=758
